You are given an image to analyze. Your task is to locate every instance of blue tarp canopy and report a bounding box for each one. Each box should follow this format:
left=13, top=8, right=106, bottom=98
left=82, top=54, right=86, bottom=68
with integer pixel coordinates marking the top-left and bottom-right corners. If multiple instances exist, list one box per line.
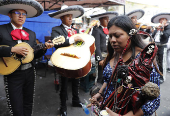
left=0, top=10, right=61, bottom=55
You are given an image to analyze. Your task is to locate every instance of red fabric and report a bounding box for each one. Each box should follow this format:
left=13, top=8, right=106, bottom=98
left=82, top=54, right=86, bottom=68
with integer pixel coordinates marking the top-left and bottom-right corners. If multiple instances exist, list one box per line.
left=81, top=29, right=85, bottom=33
left=11, top=29, right=29, bottom=40
left=67, top=28, right=77, bottom=37
left=101, top=43, right=158, bottom=115
left=103, top=28, right=109, bottom=35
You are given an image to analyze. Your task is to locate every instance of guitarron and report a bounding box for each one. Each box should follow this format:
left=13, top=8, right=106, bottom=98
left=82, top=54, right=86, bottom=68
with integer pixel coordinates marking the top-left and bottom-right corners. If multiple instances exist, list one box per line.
left=51, top=33, right=95, bottom=78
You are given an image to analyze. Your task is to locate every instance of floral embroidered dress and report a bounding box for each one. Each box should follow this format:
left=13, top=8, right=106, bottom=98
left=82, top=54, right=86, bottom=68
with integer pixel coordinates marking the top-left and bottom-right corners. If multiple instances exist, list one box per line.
left=141, top=64, right=160, bottom=116
left=103, top=62, right=114, bottom=102
left=102, top=51, right=160, bottom=115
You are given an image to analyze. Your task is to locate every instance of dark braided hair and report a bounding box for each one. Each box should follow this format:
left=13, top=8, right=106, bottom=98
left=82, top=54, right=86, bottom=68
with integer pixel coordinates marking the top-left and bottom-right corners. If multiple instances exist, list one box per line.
left=103, top=15, right=146, bottom=69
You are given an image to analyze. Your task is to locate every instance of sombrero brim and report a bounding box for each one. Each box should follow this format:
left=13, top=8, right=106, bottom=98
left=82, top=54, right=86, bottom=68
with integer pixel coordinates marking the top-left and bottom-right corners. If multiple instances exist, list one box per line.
left=90, top=11, right=118, bottom=20
left=0, top=0, right=43, bottom=18
left=48, top=5, right=84, bottom=19
left=126, top=9, right=145, bottom=20
left=151, top=13, right=170, bottom=23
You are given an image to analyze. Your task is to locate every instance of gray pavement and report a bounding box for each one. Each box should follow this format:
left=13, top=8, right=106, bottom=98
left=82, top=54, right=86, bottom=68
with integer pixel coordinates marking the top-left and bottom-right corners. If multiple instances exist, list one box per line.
left=155, top=72, right=170, bottom=116
left=0, top=67, right=91, bottom=116
left=0, top=67, right=170, bottom=116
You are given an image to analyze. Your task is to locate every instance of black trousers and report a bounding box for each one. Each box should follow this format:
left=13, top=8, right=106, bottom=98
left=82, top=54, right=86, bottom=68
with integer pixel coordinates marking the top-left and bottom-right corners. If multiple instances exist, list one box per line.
left=157, top=45, right=167, bottom=75
left=60, top=76, right=80, bottom=111
left=4, top=67, right=35, bottom=116
left=97, top=62, right=103, bottom=84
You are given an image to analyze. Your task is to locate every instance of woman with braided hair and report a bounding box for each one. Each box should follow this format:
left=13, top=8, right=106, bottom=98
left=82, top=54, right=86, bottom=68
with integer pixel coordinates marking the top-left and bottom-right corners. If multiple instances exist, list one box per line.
left=90, top=15, right=160, bottom=116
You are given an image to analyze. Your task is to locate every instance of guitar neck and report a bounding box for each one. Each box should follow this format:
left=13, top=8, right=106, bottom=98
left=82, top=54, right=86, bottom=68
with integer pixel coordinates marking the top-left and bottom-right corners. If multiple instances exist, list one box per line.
left=85, top=28, right=91, bottom=34
left=33, top=43, right=46, bottom=51
left=84, top=20, right=99, bottom=34
left=33, top=36, right=65, bottom=51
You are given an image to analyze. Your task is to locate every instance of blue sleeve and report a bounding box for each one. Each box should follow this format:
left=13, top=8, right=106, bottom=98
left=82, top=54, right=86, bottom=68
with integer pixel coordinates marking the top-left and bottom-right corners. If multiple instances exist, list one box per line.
left=103, top=69, right=109, bottom=83
left=141, top=64, right=160, bottom=116
left=103, top=63, right=112, bottom=84
left=141, top=96, right=160, bottom=116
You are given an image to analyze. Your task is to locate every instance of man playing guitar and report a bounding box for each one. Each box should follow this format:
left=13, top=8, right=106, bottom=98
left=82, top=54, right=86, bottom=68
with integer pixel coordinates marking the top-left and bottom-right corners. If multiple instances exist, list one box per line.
left=0, top=0, right=54, bottom=116
left=48, top=5, right=84, bottom=116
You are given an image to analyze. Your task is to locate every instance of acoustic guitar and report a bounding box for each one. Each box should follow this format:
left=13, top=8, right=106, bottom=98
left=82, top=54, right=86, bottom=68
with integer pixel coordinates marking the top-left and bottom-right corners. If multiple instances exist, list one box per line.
left=0, top=36, right=65, bottom=75
left=51, top=33, right=95, bottom=78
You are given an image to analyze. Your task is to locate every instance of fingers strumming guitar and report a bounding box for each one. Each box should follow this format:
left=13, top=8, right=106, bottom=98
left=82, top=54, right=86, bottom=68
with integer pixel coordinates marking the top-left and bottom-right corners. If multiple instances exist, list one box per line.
left=74, top=36, right=84, bottom=42
left=11, top=46, right=28, bottom=56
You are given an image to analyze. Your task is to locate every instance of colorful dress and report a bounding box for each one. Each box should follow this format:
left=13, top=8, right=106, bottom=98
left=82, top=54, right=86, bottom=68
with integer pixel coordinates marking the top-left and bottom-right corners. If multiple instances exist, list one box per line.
left=103, top=62, right=114, bottom=102
left=141, top=64, right=160, bottom=116
left=102, top=44, right=160, bottom=115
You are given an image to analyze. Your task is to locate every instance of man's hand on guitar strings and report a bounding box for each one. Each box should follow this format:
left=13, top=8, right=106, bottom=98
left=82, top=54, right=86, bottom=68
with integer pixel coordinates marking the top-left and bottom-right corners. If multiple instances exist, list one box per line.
left=74, top=36, right=84, bottom=42
left=44, top=40, right=54, bottom=49
left=11, top=46, right=28, bottom=56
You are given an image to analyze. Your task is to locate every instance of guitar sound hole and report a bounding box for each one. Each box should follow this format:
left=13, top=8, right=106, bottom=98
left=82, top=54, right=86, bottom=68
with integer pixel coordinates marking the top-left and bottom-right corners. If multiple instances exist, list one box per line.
left=13, top=53, right=26, bottom=61
left=73, top=41, right=84, bottom=47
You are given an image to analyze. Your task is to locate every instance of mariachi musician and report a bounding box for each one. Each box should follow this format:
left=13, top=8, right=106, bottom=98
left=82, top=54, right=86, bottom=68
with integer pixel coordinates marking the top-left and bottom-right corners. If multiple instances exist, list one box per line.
left=126, top=9, right=152, bottom=35
left=48, top=5, right=84, bottom=116
left=151, top=13, right=170, bottom=83
left=0, top=0, right=54, bottom=116
left=90, top=11, right=118, bottom=84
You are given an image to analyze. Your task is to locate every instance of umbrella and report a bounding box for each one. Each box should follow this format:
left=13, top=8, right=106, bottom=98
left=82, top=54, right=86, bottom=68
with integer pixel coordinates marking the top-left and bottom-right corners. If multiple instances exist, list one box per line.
left=37, top=0, right=125, bottom=11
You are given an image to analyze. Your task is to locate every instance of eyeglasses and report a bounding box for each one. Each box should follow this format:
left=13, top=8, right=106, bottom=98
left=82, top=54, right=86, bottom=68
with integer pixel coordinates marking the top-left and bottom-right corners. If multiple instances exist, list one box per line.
left=12, top=11, right=27, bottom=17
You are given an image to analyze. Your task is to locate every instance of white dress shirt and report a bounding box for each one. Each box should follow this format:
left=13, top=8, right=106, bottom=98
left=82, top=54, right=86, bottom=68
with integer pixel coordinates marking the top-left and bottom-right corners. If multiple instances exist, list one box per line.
left=62, top=23, right=75, bottom=44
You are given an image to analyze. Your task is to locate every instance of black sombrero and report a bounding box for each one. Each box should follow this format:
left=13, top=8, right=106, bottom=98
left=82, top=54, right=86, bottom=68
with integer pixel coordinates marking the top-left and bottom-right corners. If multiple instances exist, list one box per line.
left=90, top=11, right=118, bottom=20
left=151, top=13, right=170, bottom=23
left=0, top=0, right=43, bottom=18
left=126, top=9, right=145, bottom=20
left=48, top=5, right=84, bottom=19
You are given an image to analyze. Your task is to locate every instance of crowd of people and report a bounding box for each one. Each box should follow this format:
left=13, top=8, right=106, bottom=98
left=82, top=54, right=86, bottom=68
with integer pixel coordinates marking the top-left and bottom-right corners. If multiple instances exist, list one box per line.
left=0, top=0, right=169, bottom=116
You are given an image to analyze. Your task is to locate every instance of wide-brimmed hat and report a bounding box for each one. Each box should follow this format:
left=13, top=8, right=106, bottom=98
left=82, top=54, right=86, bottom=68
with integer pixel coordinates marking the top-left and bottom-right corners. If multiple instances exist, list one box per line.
left=126, top=9, right=145, bottom=20
left=0, top=0, right=43, bottom=18
left=48, top=5, right=84, bottom=19
left=90, top=11, right=118, bottom=20
left=151, top=13, right=170, bottom=23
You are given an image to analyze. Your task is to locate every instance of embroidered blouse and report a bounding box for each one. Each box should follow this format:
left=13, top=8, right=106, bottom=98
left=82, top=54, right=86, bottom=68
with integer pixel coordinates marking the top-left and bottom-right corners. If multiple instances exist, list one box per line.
left=102, top=53, right=160, bottom=115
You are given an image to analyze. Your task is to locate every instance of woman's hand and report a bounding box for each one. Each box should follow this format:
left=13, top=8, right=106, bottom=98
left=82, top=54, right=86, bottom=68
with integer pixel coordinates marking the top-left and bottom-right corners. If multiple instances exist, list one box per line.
left=106, top=107, right=144, bottom=116
left=89, top=93, right=101, bottom=105
left=106, top=107, right=119, bottom=116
